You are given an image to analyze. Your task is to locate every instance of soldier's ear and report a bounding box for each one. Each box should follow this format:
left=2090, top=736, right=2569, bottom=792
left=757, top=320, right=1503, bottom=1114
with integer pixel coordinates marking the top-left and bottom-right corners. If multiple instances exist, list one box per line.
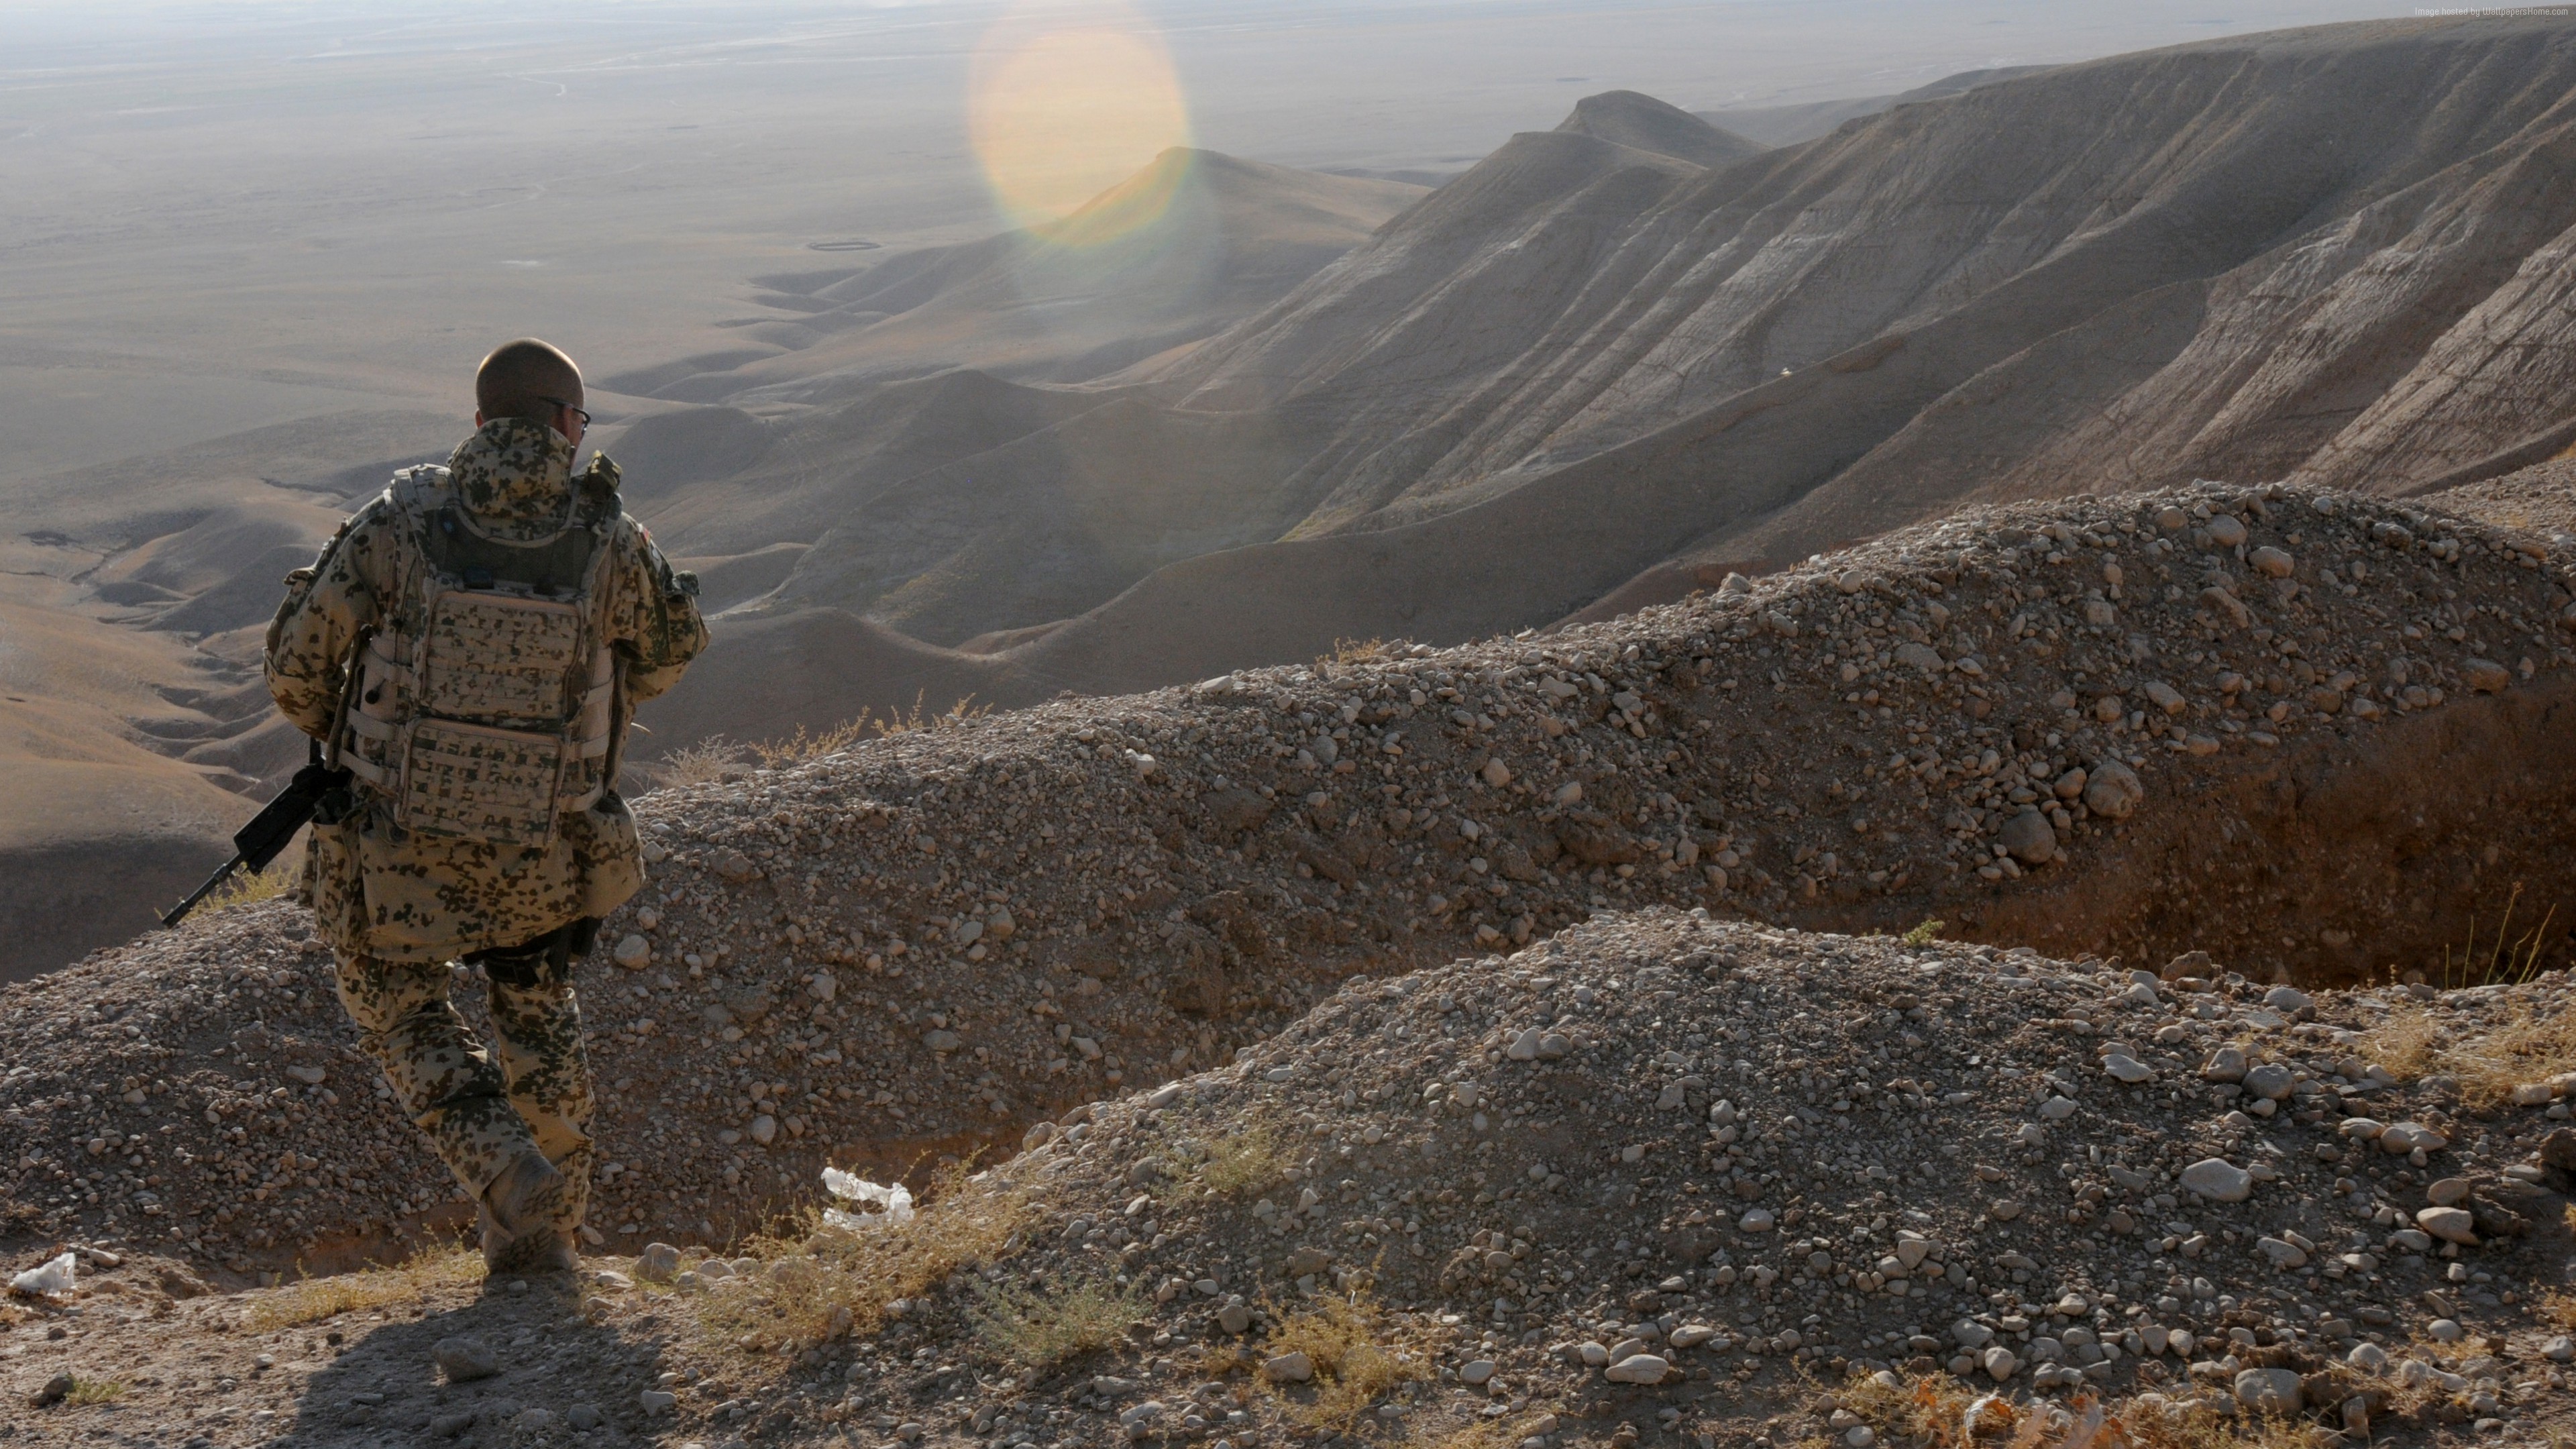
left=473, top=409, right=486, bottom=427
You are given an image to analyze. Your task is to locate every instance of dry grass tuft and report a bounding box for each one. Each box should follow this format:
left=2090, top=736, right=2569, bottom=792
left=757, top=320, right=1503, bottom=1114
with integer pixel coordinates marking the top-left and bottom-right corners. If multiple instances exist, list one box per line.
left=245, top=1240, right=482, bottom=1330
left=66, top=1377, right=127, bottom=1405
left=1834, top=1373, right=2336, bottom=1449
left=1902, top=918, right=1947, bottom=948
left=1257, top=1293, right=1430, bottom=1428
left=965, top=1275, right=1142, bottom=1367
left=690, top=1160, right=1034, bottom=1356
left=649, top=735, right=745, bottom=789
left=1192, top=1124, right=1288, bottom=1197
left=2356, top=995, right=2576, bottom=1104
left=2539, top=1289, right=2576, bottom=1330
left=208, top=855, right=301, bottom=914
left=1322, top=638, right=1391, bottom=666
left=1421, top=1414, right=1557, bottom=1449
left=749, top=718, right=873, bottom=768
left=2356, top=1002, right=2443, bottom=1080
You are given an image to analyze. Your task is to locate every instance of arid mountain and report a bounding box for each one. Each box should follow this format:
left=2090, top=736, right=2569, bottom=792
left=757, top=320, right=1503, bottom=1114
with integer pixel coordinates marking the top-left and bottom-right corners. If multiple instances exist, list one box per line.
left=25, top=15, right=2576, bottom=981
left=789, top=12, right=2576, bottom=701
left=0, top=154, right=1426, bottom=979
left=1692, top=64, right=2053, bottom=147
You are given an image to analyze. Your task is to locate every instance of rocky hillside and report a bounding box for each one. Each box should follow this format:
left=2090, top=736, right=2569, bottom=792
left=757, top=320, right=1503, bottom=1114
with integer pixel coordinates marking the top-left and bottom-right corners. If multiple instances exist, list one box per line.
left=11, top=910, right=2576, bottom=1449
left=3, top=483, right=2571, bottom=1285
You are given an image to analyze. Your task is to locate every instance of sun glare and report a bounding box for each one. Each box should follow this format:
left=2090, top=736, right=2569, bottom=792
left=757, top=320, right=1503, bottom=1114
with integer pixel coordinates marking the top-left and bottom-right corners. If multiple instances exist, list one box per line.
left=968, top=1, right=1194, bottom=240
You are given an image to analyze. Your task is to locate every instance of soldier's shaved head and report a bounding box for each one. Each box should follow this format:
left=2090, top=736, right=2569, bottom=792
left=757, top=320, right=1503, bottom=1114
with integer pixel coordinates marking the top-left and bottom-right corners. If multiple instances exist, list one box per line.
left=475, top=339, right=584, bottom=424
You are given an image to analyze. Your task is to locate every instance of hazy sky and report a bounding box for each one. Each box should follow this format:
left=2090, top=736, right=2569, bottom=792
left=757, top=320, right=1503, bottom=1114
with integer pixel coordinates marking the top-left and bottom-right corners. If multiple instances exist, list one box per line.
left=0, top=0, right=2445, bottom=478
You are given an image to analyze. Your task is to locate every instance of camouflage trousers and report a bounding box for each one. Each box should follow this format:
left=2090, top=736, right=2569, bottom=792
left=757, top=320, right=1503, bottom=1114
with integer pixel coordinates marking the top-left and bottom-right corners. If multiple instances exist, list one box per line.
left=332, top=920, right=598, bottom=1234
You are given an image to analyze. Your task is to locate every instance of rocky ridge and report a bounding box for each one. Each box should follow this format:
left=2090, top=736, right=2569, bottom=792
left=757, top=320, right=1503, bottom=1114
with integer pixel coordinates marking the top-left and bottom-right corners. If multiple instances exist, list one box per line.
left=11, top=912, right=2576, bottom=1449
left=2, top=483, right=2572, bottom=1285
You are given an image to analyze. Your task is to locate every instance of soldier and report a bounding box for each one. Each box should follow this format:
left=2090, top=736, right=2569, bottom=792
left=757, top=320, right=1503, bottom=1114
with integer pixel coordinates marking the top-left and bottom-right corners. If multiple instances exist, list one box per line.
left=265, top=339, right=707, bottom=1273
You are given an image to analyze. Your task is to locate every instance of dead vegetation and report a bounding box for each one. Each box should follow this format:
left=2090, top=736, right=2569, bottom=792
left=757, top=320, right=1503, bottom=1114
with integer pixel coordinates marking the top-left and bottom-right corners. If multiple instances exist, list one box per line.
left=689, top=1161, right=1034, bottom=1356
left=1255, top=1293, right=1430, bottom=1428
left=1833, top=1372, right=2336, bottom=1449
left=1182, top=1122, right=1288, bottom=1197
left=965, top=1275, right=1142, bottom=1368
left=2355, top=994, right=2576, bottom=1105
left=243, top=1240, right=483, bottom=1331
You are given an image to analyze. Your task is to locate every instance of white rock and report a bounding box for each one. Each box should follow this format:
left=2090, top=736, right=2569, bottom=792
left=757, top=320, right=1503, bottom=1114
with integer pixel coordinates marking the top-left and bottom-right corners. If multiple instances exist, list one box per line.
left=2180, top=1158, right=2253, bottom=1202
left=2039, top=1094, right=2078, bottom=1120
left=1460, top=1360, right=1497, bottom=1385
left=2083, top=760, right=2144, bottom=820
left=2542, top=1336, right=2575, bottom=1363
left=612, top=934, right=651, bottom=969
left=1738, top=1208, right=1776, bottom=1232
left=2255, top=1236, right=2308, bottom=1269
left=1263, top=1352, right=1314, bottom=1383
left=2416, top=1205, right=2477, bottom=1245
left=2348, top=1343, right=2390, bottom=1373
left=8, top=1252, right=75, bottom=1296
left=1605, top=1354, right=1670, bottom=1384
left=2234, top=1368, right=2302, bottom=1412
left=1982, top=1346, right=2020, bottom=1381
left=2102, top=1055, right=2155, bottom=1083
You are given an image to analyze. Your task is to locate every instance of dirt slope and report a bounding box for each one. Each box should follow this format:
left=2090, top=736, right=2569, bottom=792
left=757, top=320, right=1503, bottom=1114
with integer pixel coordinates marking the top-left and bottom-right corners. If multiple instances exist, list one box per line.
left=9, top=482, right=2572, bottom=1284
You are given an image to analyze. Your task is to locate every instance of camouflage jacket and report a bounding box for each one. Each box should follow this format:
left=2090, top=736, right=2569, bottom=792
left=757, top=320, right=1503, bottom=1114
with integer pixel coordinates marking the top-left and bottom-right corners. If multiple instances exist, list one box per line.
left=265, top=418, right=708, bottom=961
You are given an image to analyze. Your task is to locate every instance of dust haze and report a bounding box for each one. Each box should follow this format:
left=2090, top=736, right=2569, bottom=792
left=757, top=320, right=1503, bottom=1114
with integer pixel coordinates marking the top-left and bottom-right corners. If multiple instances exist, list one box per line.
left=0, top=0, right=2461, bottom=979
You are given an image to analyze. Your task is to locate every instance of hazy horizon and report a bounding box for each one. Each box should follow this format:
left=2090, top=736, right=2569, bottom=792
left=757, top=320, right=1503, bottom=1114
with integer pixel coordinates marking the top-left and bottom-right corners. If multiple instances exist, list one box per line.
left=1, top=0, right=2434, bottom=482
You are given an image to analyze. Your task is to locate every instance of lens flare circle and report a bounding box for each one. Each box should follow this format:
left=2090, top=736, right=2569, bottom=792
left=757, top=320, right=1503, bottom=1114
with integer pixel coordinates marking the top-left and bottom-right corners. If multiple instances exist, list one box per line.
left=969, top=1, right=1193, bottom=241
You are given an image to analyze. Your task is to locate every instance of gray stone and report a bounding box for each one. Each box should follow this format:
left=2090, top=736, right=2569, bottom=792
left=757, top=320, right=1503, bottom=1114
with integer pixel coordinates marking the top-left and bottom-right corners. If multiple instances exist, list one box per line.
left=1998, top=811, right=2057, bottom=865
left=637, top=1389, right=678, bottom=1413
left=1982, top=1346, right=2020, bottom=1381
left=1263, top=1352, right=1314, bottom=1383
left=2200, top=1046, right=2248, bottom=1082
left=2243, top=1063, right=2294, bottom=1101
left=636, top=1242, right=681, bottom=1283
left=1605, top=1354, right=1671, bottom=1384
left=2181, top=1158, right=2253, bottom=1202
left=433, top=1336, right=498, bottom=1383
left=2083, top=760, right=2144, bottom=821
left=567, top=1405, right=604, bottom=1431
left=2255, top=1236, right=2308, bottom=1269
left=1218, top=1302, right=1252, bottom=1335
left=2102, top=1054, right=2154, bottom=1084
left=2416, top=1205, right=2477, bottom=1245
left=2235, top=1367, right=2303, bottom=1413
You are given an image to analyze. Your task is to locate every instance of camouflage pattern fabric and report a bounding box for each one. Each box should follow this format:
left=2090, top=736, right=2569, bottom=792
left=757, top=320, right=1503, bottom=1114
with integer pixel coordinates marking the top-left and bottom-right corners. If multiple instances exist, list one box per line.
left=265, top=417, right=707, bottom=962
left=333, top=936, right=594, bottom=1224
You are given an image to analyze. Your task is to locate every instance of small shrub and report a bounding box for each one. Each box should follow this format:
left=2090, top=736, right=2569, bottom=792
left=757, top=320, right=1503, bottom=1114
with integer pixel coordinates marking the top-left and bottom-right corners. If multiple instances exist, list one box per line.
left=2356, top=995, right=2576, bottom=1105
left=1195, top=1124, right=1287, bottom=1197
left=692, top=1159, right=1034, bottom=1356
left=207, top=855, right=301, bottom=914
left=1322, top=638, right=1390, bottom=666
left=649, top=736, right=745, bottom=789
left=246, top=1239, right=482, bottom=1330
left=66, top=1377, right=127, bottom=1405
left=1258, top=1293, right=1429, bottom=1427
left=748, top=719, right=872, bottom=768
left=1902, top=918, right=1946, bottom=947
left=966, top=1275, right=1141, bottom=1367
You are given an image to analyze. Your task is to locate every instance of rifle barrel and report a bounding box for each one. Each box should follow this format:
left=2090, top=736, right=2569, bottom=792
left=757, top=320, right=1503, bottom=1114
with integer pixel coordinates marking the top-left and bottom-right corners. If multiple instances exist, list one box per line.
left=160, top=855, right=244, bottom=929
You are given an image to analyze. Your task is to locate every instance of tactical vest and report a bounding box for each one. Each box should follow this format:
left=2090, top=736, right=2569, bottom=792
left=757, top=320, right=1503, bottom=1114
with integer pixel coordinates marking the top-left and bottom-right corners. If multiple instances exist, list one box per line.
left=336, top=465, right=619, bottom=849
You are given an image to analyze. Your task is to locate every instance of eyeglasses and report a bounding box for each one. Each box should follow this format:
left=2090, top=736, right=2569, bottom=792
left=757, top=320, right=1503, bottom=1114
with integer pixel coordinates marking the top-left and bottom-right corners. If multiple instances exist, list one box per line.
left=537, top=396, right=592, bottom=431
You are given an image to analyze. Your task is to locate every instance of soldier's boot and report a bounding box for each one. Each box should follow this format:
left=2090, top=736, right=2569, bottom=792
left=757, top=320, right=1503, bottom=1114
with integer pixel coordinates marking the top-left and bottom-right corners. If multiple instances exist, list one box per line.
left=480, top=1151, right=577, bottom=1275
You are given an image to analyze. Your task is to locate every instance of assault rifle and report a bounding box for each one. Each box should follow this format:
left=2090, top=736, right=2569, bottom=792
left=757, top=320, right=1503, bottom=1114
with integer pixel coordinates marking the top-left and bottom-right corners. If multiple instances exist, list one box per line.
left=160, top=745, right=352, bottom=928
